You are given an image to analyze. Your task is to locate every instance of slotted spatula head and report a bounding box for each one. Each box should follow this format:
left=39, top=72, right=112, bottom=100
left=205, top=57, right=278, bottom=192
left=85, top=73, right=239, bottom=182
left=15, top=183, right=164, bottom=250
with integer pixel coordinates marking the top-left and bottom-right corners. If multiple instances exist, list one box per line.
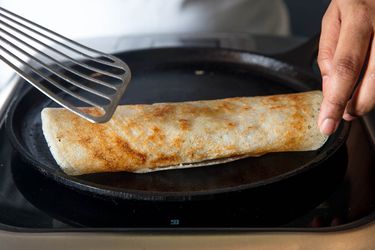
left=0, top=7, right=131, bottom=123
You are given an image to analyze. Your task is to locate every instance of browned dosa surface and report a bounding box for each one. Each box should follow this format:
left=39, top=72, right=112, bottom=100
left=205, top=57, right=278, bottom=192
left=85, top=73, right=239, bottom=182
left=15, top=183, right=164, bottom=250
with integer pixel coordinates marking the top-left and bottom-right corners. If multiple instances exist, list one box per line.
left=41, top=91, right=327, bottom=175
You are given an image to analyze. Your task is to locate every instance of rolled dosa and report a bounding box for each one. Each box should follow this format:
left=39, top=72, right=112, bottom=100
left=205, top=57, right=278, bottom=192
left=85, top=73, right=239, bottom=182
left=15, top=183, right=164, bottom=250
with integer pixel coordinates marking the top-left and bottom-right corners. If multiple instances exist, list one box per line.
left=41, top=90, right=327, bottom=175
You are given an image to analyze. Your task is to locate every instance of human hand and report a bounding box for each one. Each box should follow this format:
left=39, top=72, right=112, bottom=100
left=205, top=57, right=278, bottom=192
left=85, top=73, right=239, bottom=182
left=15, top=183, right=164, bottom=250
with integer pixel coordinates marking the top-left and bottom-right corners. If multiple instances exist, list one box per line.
left=318, top=0, right=375, bottom=135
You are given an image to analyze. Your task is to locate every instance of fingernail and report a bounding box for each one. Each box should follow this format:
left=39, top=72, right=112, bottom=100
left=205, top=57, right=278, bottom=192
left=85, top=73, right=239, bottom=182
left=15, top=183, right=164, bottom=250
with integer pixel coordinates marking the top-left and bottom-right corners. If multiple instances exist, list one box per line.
left=320, top=118, right=337, bottom=136
left=343, top=113, right=356, bottom=121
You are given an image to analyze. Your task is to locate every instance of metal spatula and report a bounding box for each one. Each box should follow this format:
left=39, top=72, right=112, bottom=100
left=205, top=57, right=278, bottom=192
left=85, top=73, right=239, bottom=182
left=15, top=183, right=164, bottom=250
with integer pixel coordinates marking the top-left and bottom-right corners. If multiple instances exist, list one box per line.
left=0, top=7, right=131, bottom=123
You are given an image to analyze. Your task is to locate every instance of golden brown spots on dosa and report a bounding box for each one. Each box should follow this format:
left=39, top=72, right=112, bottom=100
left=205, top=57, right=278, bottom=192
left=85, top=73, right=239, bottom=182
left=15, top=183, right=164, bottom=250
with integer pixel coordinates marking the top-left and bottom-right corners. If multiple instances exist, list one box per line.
left=280, top=105, right=309, bottom=151
left=90, top=136, right=147, bottom=171
left=218, top=101, right=236, bottom=112
left=227, top=122, right=237, bottom=128
left=224, top=145, right=237, bottom=151
left=242, top=106, right=252, bottom=111
left=172, top=138, right=184, bottom=148
left=55, top=133, right=63, bottom=142
left=115, top=137, right=147, bottom=164
left=152, top=105, right=175, bottom=118
left=80, top=107, right=104, bottom=117
left=267, top=95, right=282, bottom=102
left=148, top=126, right=166, bottom=144
left=41, top=90, right=327, bottom=175
left=150, top=154, right=180, bottom=166
left=180, top=104, right=223, bottom=118
left=68, top=111, right=147, bottom=171
left=270, top=105, right=285, bottom=110
left=178, top=119, right=190, bottom=130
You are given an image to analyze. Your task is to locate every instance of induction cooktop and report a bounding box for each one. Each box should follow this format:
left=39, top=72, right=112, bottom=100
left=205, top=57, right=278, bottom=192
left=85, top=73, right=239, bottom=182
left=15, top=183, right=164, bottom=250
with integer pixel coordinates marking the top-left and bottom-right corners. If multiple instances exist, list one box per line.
left=1, top=34, right=375, bottom=233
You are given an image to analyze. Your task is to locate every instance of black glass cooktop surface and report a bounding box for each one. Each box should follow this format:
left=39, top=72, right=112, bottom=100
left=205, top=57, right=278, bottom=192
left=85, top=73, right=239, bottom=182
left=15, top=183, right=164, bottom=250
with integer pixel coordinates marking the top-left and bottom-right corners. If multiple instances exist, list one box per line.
left=1, top=35, right=375, bottom=231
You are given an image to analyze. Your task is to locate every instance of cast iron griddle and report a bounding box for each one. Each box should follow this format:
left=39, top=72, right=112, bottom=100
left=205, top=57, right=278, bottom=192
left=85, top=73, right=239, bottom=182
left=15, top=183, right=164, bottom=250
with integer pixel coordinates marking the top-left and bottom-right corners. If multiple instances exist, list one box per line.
left=6, top=45, right=349, bottom=203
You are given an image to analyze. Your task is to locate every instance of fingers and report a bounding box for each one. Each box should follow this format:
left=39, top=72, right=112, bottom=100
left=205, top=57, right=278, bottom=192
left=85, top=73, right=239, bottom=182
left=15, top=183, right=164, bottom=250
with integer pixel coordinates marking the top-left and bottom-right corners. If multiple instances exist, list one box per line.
left=344, top=40, right=375, bottom=120
left=317, top=3, right=340, bottom=78
left=318, top=7, right=372, bottom=135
